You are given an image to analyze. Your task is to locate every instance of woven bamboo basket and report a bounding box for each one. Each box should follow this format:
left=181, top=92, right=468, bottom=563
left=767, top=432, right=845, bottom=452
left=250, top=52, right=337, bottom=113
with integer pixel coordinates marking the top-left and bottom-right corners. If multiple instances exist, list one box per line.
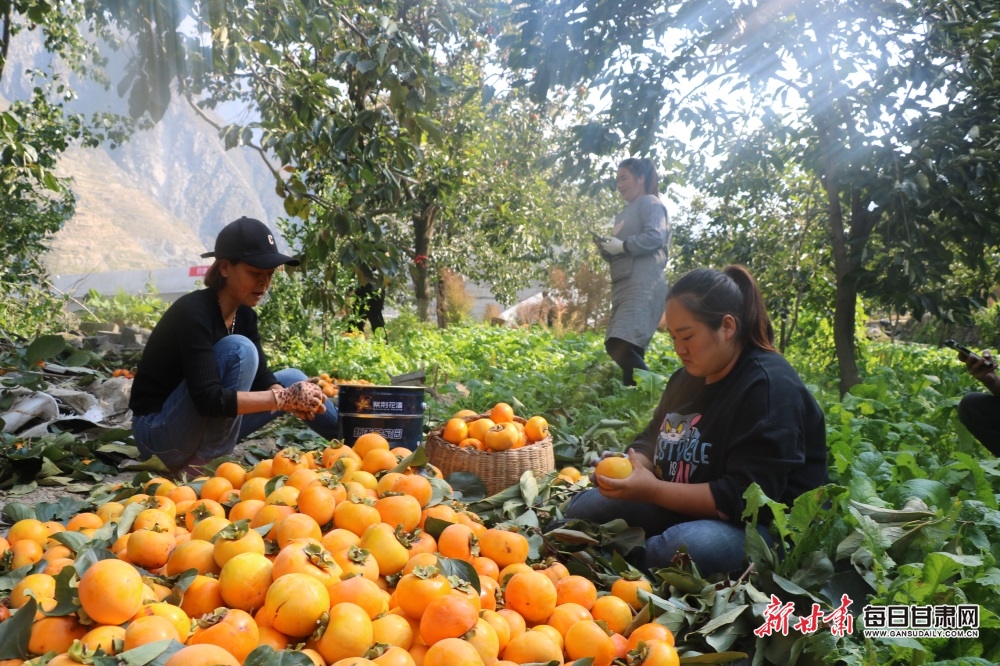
left=425, top=413, right=555, bottom=496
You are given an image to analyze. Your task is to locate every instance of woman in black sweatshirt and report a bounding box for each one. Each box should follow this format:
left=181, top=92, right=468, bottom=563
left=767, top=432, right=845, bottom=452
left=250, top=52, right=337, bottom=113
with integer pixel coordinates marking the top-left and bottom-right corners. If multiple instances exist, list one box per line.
left=566, top=265, right=828, bottom=575
left=129, top=217, right=338, bottom=477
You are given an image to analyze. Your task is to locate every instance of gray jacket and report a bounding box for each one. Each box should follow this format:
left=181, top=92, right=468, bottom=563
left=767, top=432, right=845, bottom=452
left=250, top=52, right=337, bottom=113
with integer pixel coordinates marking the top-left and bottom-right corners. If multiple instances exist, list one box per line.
left=602, top=195, right=669, bottom=283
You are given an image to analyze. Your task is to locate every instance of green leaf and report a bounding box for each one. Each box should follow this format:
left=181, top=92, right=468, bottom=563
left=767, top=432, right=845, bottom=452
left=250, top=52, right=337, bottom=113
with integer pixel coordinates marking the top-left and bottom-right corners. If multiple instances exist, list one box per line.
left=253, top=522, right=275, bottom=538
left=62, top=349, right=92, bottom=368
left=519, top=470, right=538, bottom=507
left=113, top=638, right=183, bottom=665
left=115, top=501, right=147, bottom=539
left=71, top=548, right=120, bottom=578
left=0, top=597, right=34, bottom=659
left=35, top=496, right=91, bottom=522
left=743, top=522, right=778, bottom=572
left=264, top=474, right=287, bottom=498
left=544, top=529, right=599, bottom=545
left=245, top=644, right=316, bottom=665
left=427, top=477, right=454, bottom=506
left=41, top=565, right=82, bottom=617
left=673, top=652, right=751, bottom=664
left=654, top=569, right=709, bottom=596
left=692, top=603, right=748, bottom=635
left=391, top=447, right=428, bottom=473
left=884, top=479, right=951, bottom=510
left=915, top=552, right=983, bottom=602
left=97, top=443, right=141, bottom=457
left=423, top=516, right=454, bottom=541
left=26, top=334, right=67, bottom=365
left=414, top=115, right=442, bottom=143
left=436, top=556, right=481, bottom=593
left=1, top=503, right=36, bottom=523
left=50, top=530, right=91, bottom=553
left=336, top=126, right=360, bottom=152
left=446, top=472, right=487, bottom=501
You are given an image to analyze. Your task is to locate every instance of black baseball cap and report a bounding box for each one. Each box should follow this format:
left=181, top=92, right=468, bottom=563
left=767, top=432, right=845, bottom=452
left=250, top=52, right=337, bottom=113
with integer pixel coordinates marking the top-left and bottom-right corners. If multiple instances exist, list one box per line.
left=201, top=216, right=301, bottom=268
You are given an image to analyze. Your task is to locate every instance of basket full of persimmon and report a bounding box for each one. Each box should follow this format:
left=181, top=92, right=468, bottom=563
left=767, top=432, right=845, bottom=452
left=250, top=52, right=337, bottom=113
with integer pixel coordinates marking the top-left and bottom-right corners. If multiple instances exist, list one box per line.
left=424, top=402, right=555, bottom=495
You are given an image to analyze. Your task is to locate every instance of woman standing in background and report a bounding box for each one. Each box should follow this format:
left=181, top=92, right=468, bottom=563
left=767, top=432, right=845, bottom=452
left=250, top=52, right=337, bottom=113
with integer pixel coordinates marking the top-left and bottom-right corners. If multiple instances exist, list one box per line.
left=595, top=158, right=670, bottom=386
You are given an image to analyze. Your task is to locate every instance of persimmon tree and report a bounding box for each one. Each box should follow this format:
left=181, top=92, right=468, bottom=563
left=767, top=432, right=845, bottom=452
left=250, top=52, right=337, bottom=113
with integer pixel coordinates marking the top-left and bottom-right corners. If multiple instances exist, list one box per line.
left=502, top=0, right=1000, bottom=393
left=674, top=132, right=835, bottom=355
left=0, top=1, right=130, bottom=333
left=379, top=71, right=619, bottom=325
left=97, top=0, right=616, bottom=326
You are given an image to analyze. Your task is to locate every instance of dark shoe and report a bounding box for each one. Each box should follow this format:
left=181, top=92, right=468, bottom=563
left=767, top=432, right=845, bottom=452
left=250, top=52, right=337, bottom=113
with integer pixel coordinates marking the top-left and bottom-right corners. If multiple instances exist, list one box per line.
left=542, top=517, right=572, bottom=534
left=169, top=455, right=211, bottom=481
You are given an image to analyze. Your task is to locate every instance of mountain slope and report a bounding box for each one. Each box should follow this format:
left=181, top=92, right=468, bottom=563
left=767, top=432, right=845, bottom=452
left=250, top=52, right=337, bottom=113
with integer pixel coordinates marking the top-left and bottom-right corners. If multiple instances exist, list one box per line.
left=2, top=27, right=288, bottom=277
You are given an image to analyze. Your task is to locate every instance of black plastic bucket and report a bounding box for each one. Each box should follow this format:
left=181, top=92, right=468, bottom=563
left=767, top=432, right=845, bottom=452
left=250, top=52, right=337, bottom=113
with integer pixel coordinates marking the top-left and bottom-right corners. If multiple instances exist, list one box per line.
left=338, top=385, right=426, bottom=451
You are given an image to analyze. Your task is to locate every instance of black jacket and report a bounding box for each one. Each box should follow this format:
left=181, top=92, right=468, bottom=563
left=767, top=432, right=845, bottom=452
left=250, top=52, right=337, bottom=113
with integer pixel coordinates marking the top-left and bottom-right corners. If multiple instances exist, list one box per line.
left=630, top=346, right=828, bottom=523
left=129, top=289, right=277, bottom=417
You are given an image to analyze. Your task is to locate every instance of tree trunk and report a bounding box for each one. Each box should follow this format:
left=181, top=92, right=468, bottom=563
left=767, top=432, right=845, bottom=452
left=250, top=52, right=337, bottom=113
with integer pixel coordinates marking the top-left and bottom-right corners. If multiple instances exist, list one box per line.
left=832, top=276, right=861, bottom=396
left=435, top=268, right=448, bottom=329
left=411, top=261, right=430, bottom=321
left=823, top=150, right=862, bottom=397
left=1, top=7, right=12, bottom=83
left=409, top=205, right=437, bottom=321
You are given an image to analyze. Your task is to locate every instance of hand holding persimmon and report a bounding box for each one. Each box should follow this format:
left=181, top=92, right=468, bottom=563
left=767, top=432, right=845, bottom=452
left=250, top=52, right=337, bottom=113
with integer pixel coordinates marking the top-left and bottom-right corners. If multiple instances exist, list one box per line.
left=594, top=455, right=633, bottom=489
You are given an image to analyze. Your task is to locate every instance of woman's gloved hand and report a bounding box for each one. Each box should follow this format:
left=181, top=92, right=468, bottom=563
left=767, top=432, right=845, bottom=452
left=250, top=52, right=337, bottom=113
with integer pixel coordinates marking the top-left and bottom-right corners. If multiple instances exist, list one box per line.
left=272, top=381, right=327, bottom=420
left=599, top=237, right=625, bottom=255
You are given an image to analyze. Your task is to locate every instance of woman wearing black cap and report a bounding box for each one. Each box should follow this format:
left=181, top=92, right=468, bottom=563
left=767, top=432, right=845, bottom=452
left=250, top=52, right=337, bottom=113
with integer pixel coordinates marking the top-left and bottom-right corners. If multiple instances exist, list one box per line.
left=129, top=216, right=339, bottom=477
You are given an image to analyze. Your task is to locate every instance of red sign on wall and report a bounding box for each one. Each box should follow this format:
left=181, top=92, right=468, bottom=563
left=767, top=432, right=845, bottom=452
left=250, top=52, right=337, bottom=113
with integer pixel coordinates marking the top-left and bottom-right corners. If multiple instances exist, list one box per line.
left=189, top=266, right=210, bottom=277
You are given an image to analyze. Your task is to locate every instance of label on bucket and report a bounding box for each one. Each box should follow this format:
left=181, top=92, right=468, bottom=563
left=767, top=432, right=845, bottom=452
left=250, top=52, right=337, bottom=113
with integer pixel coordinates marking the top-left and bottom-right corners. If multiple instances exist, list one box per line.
left=351, top=425, right=405, bottom=440
left=354, top=397, right=405, bottom=413
left=339, top=385, right=425, bottom=415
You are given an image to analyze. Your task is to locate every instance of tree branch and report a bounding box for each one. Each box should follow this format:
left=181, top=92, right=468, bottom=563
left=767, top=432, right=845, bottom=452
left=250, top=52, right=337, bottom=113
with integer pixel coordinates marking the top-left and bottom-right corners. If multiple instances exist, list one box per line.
left=0, top=6, right=12, bottom=83
left=182, top=92, right=281, bottom=183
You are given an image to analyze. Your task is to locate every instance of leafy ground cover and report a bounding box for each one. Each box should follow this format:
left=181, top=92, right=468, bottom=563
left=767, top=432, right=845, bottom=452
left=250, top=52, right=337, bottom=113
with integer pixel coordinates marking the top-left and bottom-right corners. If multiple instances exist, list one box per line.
left=1, top=318, right=998, bottom=664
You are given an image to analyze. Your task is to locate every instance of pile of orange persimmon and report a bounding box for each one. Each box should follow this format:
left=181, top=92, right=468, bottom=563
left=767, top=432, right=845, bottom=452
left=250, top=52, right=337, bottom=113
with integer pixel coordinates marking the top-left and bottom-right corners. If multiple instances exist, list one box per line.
left=439, top=403, right=551, bottom=453
left=0, top=433, right=680, bottom=666
left=314, top=374, right=375, bottom=399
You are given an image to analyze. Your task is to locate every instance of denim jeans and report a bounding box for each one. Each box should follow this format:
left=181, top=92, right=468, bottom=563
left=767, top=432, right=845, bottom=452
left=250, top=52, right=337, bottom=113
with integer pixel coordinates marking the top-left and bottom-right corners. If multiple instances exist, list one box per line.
left=132, top=335, right=339, bottom=469
left=564, top=488, right=774, bottom=576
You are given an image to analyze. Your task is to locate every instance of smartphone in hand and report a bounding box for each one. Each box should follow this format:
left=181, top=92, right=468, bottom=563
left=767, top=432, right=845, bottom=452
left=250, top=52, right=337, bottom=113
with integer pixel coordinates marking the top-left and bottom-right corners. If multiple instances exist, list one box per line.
left=590, top=230, right=609, bottom=244
left=945, top=339, right=996, bottom=370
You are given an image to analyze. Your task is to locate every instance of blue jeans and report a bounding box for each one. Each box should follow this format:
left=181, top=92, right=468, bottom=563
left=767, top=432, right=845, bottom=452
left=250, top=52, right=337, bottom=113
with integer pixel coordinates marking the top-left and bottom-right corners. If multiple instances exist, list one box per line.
left=565, top=488, right=774, bottom=575
left=132, top=335, right=339, bottom=469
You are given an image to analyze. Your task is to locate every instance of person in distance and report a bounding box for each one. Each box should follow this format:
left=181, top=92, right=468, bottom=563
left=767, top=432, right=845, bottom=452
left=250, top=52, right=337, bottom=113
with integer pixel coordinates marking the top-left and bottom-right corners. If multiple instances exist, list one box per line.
left=565, top=265, right=828, bottom=575
left=594, top=157, right=670, bottom=386
left=955, top=347, right=1000, bottom=455
left=128, top=216, right=339, bottom=477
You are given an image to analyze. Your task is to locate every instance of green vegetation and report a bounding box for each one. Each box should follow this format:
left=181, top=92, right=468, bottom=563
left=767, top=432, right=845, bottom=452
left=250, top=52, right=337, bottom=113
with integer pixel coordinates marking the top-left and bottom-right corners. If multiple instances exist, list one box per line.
left=2, top=311, right=999, bottom=662
left=6, top=0, right=1000, bottom=397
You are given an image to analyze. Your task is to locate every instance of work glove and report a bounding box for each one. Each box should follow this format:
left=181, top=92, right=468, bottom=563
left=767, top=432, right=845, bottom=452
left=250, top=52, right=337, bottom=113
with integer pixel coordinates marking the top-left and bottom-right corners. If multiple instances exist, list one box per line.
left=272, top=381, right=327, bottom=420
left=600, top=237, right=625, bottom=255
